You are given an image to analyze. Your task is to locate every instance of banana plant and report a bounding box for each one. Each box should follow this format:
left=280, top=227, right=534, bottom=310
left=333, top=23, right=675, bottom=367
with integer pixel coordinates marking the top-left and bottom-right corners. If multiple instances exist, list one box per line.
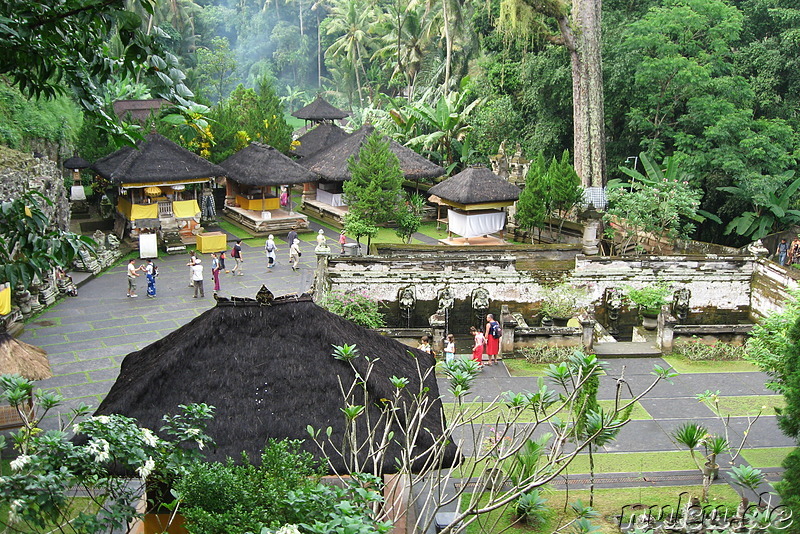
left=719, top=171, right=800, bottom=240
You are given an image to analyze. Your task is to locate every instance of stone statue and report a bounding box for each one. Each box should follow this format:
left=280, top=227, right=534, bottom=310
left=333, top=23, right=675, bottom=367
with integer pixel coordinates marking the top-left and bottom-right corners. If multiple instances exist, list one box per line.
left=436, top=287, right=455, bottom=315
left=314, top=229, right=331, bottom=253
left=398, top=286, right=416, bottom=312
left=604, top=287, right=623, bottom=335
left=471, top=287, right=490, bottom=311
left=672, top=287, right=691, bottom=321
left=106, top=233, right=120, bottom=250
left=14, top=284, right=33, bottom=316
left=93, top=230, right=107, bottom=251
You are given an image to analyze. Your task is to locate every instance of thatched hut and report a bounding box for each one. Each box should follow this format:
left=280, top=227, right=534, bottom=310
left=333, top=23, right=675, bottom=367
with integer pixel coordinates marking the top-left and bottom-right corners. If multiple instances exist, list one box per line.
left=300, top=125, right=444, bottom=209
left=0, top=333, right=51, bottom=430
left=91, top=291, right=459, bottom=475
left=91, top=133, right=225, bottom=239
left=291, top=96, right=349, bottom=125
left=64, top=154, right=91, bottom=201
left=291, top=123, right=351, bottom=160
left=427, top=165, right=521, bottom=244
left=220, top=142, right=314, bottom=208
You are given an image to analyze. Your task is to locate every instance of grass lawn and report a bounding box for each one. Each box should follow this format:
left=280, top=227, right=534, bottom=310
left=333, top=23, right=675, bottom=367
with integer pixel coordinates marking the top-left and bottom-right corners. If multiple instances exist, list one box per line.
left=416, top=221, right=449, bottom=241
left=0, top=496, right=98, bottom=533
left=504, top=358, right=606, bottom=378
left=461, top=485, right=740, bottom=534
left=661, top=356, right=758, bottom=374
left=284, top=113, right=305, bottom=131
left=709, top=394, right=784, bottom=417
left=442, top=399, right=650, bottom=424
left=451, top=450, right=696, bottom=479
left=740, top=447, right=794, bottom=468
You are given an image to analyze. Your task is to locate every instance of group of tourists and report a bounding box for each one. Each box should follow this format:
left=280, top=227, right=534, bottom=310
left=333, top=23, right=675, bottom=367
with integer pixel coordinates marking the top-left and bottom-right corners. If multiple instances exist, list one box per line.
left=124, top=229, right=313, bottom=300
left=416, top=314, right=502, bottom=367
left=775, top=236, right=800, bottom=267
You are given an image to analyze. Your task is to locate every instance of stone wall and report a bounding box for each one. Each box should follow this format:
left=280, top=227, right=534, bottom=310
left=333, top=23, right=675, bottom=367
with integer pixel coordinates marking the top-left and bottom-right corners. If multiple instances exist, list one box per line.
left=0, top=146, right=70, bottom=230
left=750, top=260, right=800, bottom=318
left=571, top=254, right=755, bottom=311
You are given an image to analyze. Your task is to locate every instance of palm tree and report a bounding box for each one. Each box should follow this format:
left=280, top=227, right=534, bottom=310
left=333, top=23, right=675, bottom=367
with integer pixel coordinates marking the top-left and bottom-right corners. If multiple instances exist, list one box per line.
left=325, top=0, right=379, bottom=106
left=371, top=0, right=431, bottom=99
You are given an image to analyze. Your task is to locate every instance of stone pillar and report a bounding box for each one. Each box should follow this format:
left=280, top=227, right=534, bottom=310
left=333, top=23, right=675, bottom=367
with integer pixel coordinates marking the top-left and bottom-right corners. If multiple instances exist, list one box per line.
left=582, top=219, right=601, bottom=255
left=429, top=313, right=446, bottom=354
left=311, top=251, right=331, bottom=302
left=657, top=304, right=677, bottom=353
left=580, top=315, right=596, bottom=351
left=500, top=305, right=517, bottom=355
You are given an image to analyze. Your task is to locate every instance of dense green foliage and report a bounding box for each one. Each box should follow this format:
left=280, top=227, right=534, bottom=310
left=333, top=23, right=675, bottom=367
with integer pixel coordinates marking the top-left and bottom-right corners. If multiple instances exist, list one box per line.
left=319, top=290, right=386, bottom=329
left=177, top=440, right=391, bottom=534
left=343, top=131, right=404, bottom=227
left=0, top=81, right=83, bottom=149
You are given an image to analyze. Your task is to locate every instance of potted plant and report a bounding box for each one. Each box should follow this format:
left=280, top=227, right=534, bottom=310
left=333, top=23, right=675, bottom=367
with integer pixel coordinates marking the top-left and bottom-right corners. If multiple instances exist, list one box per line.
left=540, top=283, right=587, bottom=327
left=624, top=283, right=671, bottom=330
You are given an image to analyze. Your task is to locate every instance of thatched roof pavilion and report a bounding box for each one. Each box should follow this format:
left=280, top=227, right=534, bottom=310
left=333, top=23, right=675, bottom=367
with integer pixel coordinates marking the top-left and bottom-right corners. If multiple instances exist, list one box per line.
left=0, top=333, right=51, bottom=380
left=220, top=142, right=315, bottom=186
left=291, top=123, right=351, bottom=159
left=291, top=96, right=349, bottom=122
left=428, top=165, right=521, bottom=242
left=428, top=165, right=521, bottom=207
left=91, top=133, right=225, bottom=185
left=90, top=290, right=459, bottom=475
left=301, top=125, right=444, bottom=182
left=112, top=99, right=171, bottom=125
left=63, top=155, right=90, bottom=170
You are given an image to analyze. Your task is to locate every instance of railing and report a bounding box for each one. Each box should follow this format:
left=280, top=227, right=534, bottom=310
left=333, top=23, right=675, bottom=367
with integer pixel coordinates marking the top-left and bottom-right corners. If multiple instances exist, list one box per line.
left=158, top=200, right=173, bottom=218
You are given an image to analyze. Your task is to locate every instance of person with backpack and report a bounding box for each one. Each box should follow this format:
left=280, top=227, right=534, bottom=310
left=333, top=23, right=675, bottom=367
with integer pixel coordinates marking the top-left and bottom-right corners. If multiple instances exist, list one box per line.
left=231, top=239, right=244, bottom=276
left=265, top=235, right=277, bottom=269
left=219, top=250, right=228, bottom=273
left=484, top=313, right=502, bottom=366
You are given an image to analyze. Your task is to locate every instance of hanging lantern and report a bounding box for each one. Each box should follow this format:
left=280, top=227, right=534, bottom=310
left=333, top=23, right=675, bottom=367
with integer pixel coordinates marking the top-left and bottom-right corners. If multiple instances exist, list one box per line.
left=144, top=186, right=162, bottom=197
left=171, top=184, right=186, bottom=191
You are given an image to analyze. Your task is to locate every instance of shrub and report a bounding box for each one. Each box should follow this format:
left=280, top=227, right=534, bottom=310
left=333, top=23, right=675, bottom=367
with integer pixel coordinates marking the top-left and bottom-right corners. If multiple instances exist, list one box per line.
left=674, top=339, right=746, bottom=361
left=319, top=291, right=386, bottom=328
left=519, top=346, right=583, bottom=364
left=514, top=489, right=549, bottom=526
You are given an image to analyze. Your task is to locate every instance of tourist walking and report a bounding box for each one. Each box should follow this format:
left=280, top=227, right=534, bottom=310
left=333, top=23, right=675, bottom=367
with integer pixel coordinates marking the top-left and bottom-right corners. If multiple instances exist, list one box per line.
left=443, top=334, right=455, bottom=363
left=126, top=258, right=141, bottom=298
left=191, top=258, right=205, bottom=298
left=286, top=226, right=298, bottom=250
left=211, top=252, right=221, bottom=293
left=219, top=250, right=228, bottom=273
left=145, top=259, right=157, bottom=298
left=339, top=230, right=347, bottom=253
left=187, top=250, right=196, bottom=287
left=289, top=238, right=302, bottom=271
left=471, top=326, right=484, bottom=367
left=484, top=314, right=501, bottom=365
left=776, top=238, right=789, bottom=266
left=231, top=239, right=244, bottom=275
left=265, top=235, right=277, bottom=269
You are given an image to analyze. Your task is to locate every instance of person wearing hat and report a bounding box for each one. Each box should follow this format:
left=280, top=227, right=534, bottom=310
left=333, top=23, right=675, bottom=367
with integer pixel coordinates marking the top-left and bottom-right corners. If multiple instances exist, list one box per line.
left=190, top=257, right=205, bottom=298
left=776, top=238, right=789, bottom=266
left=289, top=238, right=302, bottom=271
left=265, top=235, right=277, bottom=269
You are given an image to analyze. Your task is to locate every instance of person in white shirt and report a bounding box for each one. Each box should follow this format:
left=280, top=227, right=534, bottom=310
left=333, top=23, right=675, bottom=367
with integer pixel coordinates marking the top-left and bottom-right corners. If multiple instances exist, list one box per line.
left=126, top=259, right=142, bottom=298
left=289, top=238, right=302, bottom=271
left=191, top=258, right=204, bottom=298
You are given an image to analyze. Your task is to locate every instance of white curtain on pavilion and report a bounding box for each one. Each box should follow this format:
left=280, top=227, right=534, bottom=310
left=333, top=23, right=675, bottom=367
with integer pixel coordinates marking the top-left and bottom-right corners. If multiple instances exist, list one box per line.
left=316, top=189, right=346, bottom=207
left=448, top=209, right=505, bottom=238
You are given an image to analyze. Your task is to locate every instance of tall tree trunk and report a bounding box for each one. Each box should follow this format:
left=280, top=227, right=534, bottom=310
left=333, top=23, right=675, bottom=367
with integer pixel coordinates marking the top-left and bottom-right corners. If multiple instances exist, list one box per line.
left=556, top=0, right=606, bottom=189
left=317, top=12, right=322, bottom=87
left=442, top=0, right=452, bottom=95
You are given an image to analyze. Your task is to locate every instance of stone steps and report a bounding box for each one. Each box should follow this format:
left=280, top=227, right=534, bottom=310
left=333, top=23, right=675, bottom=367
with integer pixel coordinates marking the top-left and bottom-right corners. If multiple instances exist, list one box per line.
left=593, top=341, right=661, bottom=358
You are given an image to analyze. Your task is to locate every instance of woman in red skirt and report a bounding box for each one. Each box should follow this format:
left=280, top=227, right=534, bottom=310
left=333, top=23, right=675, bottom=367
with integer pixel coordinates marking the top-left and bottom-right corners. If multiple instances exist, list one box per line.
left=471, top=326, right=485, bottom=368
left=484, top=314, right=500, bottom=365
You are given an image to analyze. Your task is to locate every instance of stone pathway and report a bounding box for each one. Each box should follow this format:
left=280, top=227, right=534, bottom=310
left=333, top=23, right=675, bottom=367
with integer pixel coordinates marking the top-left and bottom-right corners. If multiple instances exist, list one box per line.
left=9, top=224, right=787, bottom=504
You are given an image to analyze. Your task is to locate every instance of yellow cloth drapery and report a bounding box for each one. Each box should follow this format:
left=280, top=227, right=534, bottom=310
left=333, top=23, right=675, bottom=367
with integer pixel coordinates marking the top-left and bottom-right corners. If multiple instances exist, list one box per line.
left=116, top=198, right=158, bottom=221
left=0, top=283, right=11, bottom=316
left=172, top=199, right=200, bottom=219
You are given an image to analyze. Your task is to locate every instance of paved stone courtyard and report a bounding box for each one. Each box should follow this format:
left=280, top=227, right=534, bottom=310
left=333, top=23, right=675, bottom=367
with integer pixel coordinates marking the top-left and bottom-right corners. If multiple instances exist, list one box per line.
left=13, top=226, right=789, bottom=500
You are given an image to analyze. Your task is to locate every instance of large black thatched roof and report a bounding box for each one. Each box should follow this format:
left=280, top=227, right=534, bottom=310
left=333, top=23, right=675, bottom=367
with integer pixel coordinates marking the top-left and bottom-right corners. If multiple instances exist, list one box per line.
left=91, top=133, right=225, bottom=184
left=220, top=143, right=315, bottom=186
left=291, top=123, right=352, bottom=159
left=63, top=155, right=90, bottom=170
left=291, top=96, right=349, bottom=121
left=91, top=291, right=458, bottom=475
left=300, top=125, right=444, bottom=182
left=428, top=165, right=521, bottom=205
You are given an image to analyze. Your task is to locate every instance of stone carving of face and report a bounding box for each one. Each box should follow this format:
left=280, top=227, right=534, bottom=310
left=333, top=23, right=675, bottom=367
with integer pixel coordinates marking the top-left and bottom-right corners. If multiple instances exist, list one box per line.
left=437, top=288, right=454, bottom=313
left=472, top=288, right=490, bottom=310
left=399, top=287, right=416, bottom=310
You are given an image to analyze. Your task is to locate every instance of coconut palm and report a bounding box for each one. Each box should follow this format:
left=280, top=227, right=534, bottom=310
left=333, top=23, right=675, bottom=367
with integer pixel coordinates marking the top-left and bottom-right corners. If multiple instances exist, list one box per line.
left=325, top=0, right=380, bottom=106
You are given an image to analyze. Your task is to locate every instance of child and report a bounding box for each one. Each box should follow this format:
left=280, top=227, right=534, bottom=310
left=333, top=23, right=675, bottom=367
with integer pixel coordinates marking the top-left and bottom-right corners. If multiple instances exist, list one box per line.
left=471, top=326, right=485, bottom=367
left=417, top=335, right=432, bottom=354
left=443, top=334, right=455, bottom=363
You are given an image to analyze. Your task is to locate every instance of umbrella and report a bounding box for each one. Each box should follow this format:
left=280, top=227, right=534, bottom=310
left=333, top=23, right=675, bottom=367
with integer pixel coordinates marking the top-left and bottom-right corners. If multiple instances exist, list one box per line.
left=144, top=186, right=162, bottom=197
